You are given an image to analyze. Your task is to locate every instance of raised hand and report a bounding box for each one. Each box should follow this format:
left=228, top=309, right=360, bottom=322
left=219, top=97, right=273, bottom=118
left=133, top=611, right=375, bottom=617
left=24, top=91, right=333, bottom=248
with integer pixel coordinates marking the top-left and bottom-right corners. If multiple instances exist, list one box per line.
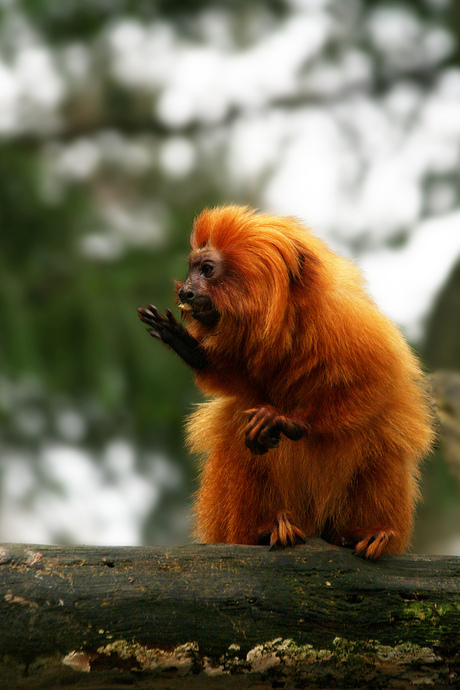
left=138, top=305, right=209, bottom=370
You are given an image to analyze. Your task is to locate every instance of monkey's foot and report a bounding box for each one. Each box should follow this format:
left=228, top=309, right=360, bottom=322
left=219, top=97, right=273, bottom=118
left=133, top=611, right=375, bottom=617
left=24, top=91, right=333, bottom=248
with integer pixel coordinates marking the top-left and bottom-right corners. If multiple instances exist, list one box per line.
left=258, top=511, right=307, bottom=550
left=348, top=529, right=395, bottom=559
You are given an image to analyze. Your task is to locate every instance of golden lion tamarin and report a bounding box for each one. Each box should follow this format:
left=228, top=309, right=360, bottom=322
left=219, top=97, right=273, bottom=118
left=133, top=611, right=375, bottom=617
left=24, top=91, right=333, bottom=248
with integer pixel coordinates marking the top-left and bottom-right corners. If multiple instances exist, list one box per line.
left=138, top=206, right=434, bottom=558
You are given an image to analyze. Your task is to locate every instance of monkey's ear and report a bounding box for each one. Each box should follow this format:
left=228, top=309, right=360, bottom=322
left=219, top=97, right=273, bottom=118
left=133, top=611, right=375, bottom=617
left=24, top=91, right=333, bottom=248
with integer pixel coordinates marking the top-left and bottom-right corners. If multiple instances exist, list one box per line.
left=288, top=248, right=305, bottom=284
left=173, top=280, right=184, bottom=295
left=288, top=244, right=319, bottom=285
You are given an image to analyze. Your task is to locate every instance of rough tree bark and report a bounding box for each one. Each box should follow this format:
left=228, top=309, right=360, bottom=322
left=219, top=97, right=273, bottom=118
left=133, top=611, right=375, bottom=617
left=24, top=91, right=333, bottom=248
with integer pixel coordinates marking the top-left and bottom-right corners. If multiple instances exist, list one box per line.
left=0, top=539, right=459, bottom=688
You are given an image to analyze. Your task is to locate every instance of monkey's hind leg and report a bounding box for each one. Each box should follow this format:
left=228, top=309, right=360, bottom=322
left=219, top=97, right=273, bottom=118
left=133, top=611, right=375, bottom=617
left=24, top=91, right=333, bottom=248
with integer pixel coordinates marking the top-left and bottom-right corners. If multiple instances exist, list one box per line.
left=336, top=456, right=416, bottom=559
left=258, top=511, right=307, bottom=550
left=341, top=529, right=396, bottom=559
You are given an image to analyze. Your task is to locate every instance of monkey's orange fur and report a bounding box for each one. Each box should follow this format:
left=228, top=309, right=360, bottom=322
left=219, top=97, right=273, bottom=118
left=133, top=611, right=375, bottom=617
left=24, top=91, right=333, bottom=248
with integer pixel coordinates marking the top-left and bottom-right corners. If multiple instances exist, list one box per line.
left=184, top=206, right=434, bottom=557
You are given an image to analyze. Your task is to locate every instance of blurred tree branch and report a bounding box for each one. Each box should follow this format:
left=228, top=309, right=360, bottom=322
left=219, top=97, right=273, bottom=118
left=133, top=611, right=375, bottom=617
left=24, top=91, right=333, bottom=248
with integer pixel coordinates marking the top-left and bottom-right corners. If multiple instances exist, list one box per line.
left=431, top=370, right=460, bottom=485
left=0, top=64, right=444, bottom=148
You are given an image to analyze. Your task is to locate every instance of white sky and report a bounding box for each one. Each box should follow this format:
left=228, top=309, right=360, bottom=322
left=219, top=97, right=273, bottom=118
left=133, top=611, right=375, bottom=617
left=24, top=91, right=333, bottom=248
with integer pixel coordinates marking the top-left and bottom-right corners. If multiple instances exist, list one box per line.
left=360, top=211, right=460, bottom=340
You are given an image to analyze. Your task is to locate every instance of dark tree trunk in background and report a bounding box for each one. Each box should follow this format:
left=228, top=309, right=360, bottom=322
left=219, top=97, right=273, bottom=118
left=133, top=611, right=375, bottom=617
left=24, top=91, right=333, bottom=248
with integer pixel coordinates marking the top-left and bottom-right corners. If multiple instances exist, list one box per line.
left=424, top=259, right=460, bottom=371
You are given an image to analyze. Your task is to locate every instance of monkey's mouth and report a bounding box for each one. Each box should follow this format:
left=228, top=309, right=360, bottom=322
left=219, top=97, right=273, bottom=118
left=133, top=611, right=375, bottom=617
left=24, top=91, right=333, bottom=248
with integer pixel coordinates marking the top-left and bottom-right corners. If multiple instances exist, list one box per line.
left=178, top=298, right=219, bottom=326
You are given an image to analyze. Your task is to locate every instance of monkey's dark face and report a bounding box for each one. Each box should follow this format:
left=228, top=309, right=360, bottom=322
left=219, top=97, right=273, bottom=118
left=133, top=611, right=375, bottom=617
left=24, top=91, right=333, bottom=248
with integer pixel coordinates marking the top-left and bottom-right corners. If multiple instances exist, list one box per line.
left=178, top=248, right=221, bottom=327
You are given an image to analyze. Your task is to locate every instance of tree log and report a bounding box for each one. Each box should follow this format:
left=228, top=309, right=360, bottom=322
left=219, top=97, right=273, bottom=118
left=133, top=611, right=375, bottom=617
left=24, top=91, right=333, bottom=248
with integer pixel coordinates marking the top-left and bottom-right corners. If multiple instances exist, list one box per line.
left=0, top=539, right=459, bottom=688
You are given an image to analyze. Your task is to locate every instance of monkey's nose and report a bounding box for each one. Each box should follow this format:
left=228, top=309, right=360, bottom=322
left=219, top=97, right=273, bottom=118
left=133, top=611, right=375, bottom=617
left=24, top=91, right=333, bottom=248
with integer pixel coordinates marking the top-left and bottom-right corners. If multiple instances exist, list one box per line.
left=179, top=286, right=195, bottom=303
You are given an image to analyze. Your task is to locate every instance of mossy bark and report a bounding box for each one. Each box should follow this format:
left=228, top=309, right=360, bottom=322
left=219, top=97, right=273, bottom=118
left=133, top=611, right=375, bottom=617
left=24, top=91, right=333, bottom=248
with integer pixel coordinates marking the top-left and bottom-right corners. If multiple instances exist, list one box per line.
left=0, top=539, right=459, bottom=688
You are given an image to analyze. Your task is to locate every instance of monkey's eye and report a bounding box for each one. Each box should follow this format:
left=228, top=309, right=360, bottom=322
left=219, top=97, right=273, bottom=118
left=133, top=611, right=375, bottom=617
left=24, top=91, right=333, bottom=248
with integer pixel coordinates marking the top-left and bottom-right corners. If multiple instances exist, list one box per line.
left=200, top=263, right=214, bottom=278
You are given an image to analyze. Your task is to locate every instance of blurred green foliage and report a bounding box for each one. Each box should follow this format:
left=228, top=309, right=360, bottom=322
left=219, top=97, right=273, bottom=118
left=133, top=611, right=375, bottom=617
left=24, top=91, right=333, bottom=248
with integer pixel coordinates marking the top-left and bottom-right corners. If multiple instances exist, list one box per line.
left=0, top=143, right=225, bottom=460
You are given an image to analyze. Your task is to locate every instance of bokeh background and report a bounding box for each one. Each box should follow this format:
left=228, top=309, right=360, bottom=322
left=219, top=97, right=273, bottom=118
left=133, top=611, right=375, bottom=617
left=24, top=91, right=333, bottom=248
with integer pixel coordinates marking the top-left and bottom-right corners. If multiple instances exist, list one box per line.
left=1, top=0, right=459, bottom=553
